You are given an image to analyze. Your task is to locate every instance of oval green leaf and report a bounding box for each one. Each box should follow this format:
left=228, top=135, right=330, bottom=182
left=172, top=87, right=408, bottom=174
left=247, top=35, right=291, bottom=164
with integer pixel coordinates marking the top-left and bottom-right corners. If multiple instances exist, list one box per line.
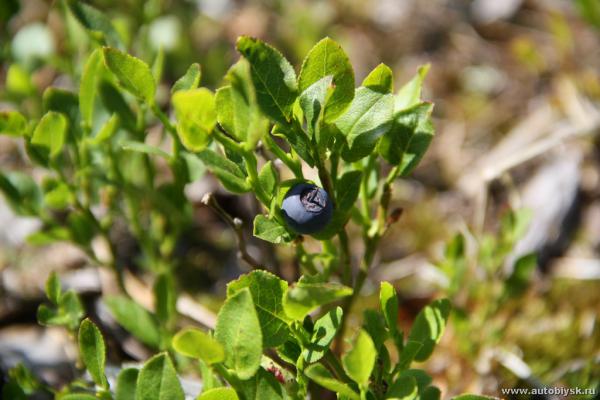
left=116, top=368, right=139, bottom=400
left=135, top=353, right=184, bottom=400
left=342, top=329, right=376, bottom=386
left=299, top=37, right=355, bottom=122
left=78, top=318, right=107, bottom=387
left=304, top=364, right=359, bottom=400
left=79, top=49, right=102, bottom=128
left=215, top=288, right=262, bottom=379
left=236, top=36, right=297, bottom=125
left=105, top=296, right=161, bottom=348
left=226, top=270, right=290, bottom=348
left=103, top=47, right=156, bottom=103
left=31, top=111, right=68, bottom=159
left=197, top=387, right=239, bottom=400
left=172, top=328, right=225, bottom=365
left=407, top=298, right=451, bottom=362
left=0, top=110, right=27, bottom=137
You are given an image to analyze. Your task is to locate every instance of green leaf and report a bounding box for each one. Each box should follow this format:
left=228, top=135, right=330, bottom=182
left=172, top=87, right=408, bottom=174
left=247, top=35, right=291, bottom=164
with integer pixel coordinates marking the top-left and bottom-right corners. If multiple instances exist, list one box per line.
left=398, top=369, right=432, bottom=392
left=37, top=305, right=68, bottom=327
left=501, top=208, right=532, bottom=244
left=299, top=37, right=355, bottom=122
left=105, top=296, right=161, bottom=348
left=298, top=75, right=334, bottom=138
left=38, top=290, right=84, bottom=330
left=197, top=388, right=239, bottom=400
left=67, top=211, right=96, bottom=246
left=236, top=36, right=298, bottom=124
left=89, top=114, right=119, bottom=145
left=103, top=47, right=156, bottom=103
left=0, top=0, right=19, bottom=24
left=67, top=0, right=123, bottom=48
left=31, top=111, right=68, bottom=159
left=387, top=376, right=417, bottom=400
left=61, top=395, right=98, bottom=400
left=395, top=64, right=429, bottom=111
left=284, top=277, right=352, bottom=321
left=335, top=170, right=362, bottom=213
left=258, top=161, right=278, bottom=204
left=0, top=111, right=26, bottom=136
left=27, top=227, right=70, bottom=246
left=450, top=395, right=497, bottom=400
left=135, top=353, right=184, bottom=400
left=172, top=328, right=225, bottom=365
left=45, top=271, right=61, bottom=304
left=380, top=281, right=399, bottom=333
left=0, top=171, right=42, bottom=215
left=272, top=121, right=315, bottom=167
left=253, top=215, right=294, bottom=244
left=78, top=318, right=107, bottom=387
left=310, top=169, right=362, bottom=241
left=407, top=299, right=451, bottom=362
left=216, top=86, right=241, bottom=138
left=171, top=63, right=201, bottom=93
left=116, top=368, right=139, bottom=400
left=577, top=0, right=600, bottom=29
left=216, top=60, right=269, bottom=148
left=43, top=181, right=73, bottom=210
left=302, top=307, right=343, bottom=363
left=6, top=64, right=34, bottom=96
left=504, top=253, right=537, bottom=299
left=362, top=309, right=387, bottom=351
left=378, top=102, right=432, bottom=167
left=362, top=63, right=393, bottom=94
left=336, top=87, right=394, bottom=162
left=172, top=88, right=216, bottom=151
left=398, top=104, right=434, bottom=176
left=79, top=49, right=102, bottom=129
left=2, top=381, right=26, bottom=400
left=342, top=330, right=376, bottom=386
left=397, top=340, right=422, bottom=371
left=304, top=364, right=359, bottom=400
left=215, top=288, right=263, bottom=379
left=227, top=270, right=290, bottom=348
left=154, top=273, right=176, bottom=326
left=99, top=81, right=136, bottom=131
left=198, top=149, right=250, bottom=193
left=236, top=367, right=287, bottom=400
left=121, top=140, right=171, bottom=159
left=421, top=386, right=442, bottom=400
left=42, top=88, right=80, bottom=137
left=59, top=290, right=84, bottom=331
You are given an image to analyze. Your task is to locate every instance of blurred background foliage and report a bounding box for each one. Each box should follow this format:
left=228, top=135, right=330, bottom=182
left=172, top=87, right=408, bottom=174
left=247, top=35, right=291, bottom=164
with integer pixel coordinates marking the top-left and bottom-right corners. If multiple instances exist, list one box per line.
left=0, top=0, right=599, bottom=398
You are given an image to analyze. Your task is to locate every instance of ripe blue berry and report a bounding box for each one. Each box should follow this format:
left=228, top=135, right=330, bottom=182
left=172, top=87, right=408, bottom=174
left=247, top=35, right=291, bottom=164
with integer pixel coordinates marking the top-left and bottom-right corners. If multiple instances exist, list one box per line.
left=281, top=182, right=333, bottom=234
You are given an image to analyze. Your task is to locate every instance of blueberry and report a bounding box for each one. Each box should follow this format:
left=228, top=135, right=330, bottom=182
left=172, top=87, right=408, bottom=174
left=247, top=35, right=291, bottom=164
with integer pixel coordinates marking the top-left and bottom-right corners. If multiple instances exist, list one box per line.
left=281, top=182, right=333, bottom=234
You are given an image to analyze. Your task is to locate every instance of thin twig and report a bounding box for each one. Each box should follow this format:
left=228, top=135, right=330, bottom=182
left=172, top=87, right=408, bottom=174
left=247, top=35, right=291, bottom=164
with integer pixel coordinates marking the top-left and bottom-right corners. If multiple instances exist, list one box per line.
left=202, top=192, right=261, bottom=268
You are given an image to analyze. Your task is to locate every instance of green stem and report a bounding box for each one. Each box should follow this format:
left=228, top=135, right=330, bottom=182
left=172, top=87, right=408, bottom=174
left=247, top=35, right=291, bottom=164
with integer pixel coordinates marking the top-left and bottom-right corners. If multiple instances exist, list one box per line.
left=214, top=126, right=243, bottom=153
left=213, top=363, right=241, bottom=390
left=330, top=151, right=339, bottom=185
left=263, top=134, right=303, bottom=178
left=295, top=242, right=318, bottom=275
left=359, top=154, right=376, bottom=222
left=241, top=150, right=271, bottom=207
left=150, top=102, right=181, bottom=156
left=338, top=228, right=352, bottom=286
left=323, top=350, right=353, bottom=384
left=335, top=236, right=378, bottom=355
